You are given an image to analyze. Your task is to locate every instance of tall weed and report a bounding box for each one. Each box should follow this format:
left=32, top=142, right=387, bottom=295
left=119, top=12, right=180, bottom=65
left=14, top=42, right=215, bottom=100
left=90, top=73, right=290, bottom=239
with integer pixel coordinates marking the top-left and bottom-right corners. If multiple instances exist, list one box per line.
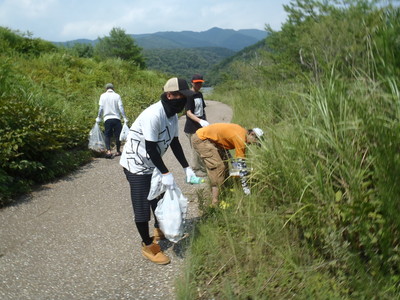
left=252, top=71, right=400, bottom=295
left=181, top=70, right=399, bottom=298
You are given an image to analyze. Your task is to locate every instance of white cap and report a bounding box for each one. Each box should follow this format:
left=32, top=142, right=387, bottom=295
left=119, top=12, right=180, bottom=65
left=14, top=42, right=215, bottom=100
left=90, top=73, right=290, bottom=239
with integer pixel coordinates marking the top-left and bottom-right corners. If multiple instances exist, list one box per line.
left=252, top=128, right=264, bottom=139
left=163, top=77, right=194, bottom=97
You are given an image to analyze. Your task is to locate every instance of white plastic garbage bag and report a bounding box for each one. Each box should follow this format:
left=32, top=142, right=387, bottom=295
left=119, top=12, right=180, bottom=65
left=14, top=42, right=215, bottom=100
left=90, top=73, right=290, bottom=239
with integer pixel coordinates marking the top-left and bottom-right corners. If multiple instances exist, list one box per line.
left=147, top=168, right=167, bottom=200
left=155, top=186, right=188, bottom=243
left=88, top=123, right=106, bottom=152
left=119, top=123, right=130, bottom=142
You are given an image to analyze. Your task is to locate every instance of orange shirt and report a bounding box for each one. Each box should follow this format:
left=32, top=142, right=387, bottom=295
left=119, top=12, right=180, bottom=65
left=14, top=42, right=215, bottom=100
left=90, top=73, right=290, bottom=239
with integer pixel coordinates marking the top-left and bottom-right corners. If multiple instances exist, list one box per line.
left=196, top=123, right=247, bottom=158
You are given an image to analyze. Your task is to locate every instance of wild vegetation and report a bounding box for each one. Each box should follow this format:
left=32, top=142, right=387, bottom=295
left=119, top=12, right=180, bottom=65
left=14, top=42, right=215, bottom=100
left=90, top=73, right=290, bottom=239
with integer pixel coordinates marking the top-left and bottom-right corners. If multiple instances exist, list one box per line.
left=0, top=26, right=166, bottom=205
left=176, top=0, right=400, bottom=299
left=1, top=0, right=399, bottom=298
left=64, top=43, right=235, bottom=84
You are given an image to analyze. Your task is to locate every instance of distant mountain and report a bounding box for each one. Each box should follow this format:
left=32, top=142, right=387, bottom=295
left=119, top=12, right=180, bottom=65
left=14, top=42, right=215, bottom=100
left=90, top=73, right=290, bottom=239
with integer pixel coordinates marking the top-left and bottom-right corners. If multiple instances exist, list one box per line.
left=53, top=27, right=269, bottom=85
left=132, top=27, right=268, bottom=51
left=58, top=39, right=97, bottom=47
left=55, top=27, right=268, bottom=52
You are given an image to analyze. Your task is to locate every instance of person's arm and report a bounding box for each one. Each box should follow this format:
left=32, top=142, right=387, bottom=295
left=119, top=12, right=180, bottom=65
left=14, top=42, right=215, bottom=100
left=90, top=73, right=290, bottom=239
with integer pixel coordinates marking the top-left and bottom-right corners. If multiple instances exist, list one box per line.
left=169, top=137, right=189, bottom=168
left=186, top=109, right=202, bottom=123
left=118, top=98, right=128, bottom=122
left=145, top=140, right=168, bottom=174
left=96, top=105, right=104, bottom=123
left=234, top=142, right=246, bottom=159
left=97, top=105, right=103, bottom=117
left=170, top=137, right=196, bottom=182
left=187, top=109, right=209, bottom=127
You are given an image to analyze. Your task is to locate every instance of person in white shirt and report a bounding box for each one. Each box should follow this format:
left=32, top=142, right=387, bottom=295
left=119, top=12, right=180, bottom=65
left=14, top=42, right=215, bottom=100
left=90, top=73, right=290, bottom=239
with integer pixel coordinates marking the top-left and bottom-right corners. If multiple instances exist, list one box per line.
left=120, top=77, right=196, bottom=265
left=96, top=83, right=128, bottom=158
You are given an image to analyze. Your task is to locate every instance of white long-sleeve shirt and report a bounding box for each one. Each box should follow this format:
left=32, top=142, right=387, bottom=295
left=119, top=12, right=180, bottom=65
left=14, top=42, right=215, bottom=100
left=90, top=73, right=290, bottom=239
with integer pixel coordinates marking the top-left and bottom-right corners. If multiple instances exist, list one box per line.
left=98, top=89, right=127, bottom=121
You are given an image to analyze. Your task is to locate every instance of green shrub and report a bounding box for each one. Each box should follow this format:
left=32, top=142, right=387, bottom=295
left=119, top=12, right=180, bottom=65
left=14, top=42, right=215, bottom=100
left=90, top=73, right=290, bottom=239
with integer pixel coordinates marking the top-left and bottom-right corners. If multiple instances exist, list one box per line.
left=0, top=28, right=168, bottom=204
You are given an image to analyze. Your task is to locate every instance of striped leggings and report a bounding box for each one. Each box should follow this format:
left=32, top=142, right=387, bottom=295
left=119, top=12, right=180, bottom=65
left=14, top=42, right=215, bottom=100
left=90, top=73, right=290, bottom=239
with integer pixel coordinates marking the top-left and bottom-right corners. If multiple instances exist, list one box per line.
left=123, top=168, right=160, bottom=224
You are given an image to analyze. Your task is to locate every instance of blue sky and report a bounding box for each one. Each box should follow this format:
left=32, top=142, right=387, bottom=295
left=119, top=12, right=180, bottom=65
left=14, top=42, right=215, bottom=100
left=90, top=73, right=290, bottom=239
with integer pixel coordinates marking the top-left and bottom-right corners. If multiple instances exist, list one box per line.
left=0, top=0, right=291, bottom=42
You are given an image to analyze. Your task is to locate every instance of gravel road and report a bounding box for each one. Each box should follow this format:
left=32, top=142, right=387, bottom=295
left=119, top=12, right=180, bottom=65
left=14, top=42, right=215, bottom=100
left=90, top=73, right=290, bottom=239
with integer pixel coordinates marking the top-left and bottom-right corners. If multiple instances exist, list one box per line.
left=0, top=100, right=232, bottom=300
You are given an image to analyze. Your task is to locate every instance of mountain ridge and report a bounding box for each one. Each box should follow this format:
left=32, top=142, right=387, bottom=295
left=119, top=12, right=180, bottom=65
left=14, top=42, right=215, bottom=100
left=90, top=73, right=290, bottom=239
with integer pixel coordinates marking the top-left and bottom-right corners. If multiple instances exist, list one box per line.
left=56, top=27, right=268, bottom=51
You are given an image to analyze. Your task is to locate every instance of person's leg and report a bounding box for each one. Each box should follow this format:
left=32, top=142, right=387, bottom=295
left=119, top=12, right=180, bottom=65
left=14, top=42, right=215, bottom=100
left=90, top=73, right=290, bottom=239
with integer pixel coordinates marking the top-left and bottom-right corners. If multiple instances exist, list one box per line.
left=123, top=170, right=153, bottom=244
left=185, top=133, right=193, bottom=148
left=104, top=120, right=113, bottom=155
left=195, top=151, right=207, bottom=174
left=123, top=169, right=169, bottom=264
left=186, top=133, right=206, bottom=174
left=211, top=186, right=219, bottom=205
left=135, top=222, right=153, bottom=245
left=192, top=135, right=226, bottom=204
left=114, top=119, right=123, bottom=153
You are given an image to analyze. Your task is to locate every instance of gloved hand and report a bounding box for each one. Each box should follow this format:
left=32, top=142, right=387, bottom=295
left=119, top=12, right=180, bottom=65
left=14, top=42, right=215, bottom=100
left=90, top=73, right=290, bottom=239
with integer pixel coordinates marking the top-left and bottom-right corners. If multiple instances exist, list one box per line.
left=237, top=158, right=248, bottom=170
left=161, top=172, right=175, bottom=189
left=124, top=117, right=129, bottom=124
left=237, top=158, right=249, bottom=177
left=96, top=117, right=102, bottom=124
left=184, top=167, right=196, bottom=183
left=199, top=120, right=209, bottom=127
left=243, top=186, right=251, bottom=195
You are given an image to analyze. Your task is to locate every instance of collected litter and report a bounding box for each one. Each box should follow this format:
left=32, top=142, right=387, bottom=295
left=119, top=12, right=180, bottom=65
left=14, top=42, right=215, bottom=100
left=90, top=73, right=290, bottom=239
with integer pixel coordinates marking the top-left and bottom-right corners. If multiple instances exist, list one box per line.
left=119, top=123, right=130, bottom=142
left=187, top=176, right=205, bottom=184
left=88, top=123, right=106, bottom=152
left=148, top=168, right=188, bottom=243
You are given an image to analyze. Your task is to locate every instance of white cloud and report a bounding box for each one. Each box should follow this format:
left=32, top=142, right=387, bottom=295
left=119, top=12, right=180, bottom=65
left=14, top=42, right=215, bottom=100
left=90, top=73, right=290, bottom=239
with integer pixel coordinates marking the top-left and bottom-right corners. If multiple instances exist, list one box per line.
left=61, top=21, right=115, bottom=39
left=0, top=0, right=56, bottom=19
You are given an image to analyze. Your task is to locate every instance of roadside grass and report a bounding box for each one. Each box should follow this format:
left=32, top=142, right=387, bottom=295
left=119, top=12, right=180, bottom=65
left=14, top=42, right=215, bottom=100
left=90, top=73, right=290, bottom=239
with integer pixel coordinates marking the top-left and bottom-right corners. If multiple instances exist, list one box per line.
left=177, top=188, right=345, bottom=299
left=176, top=70, right=400, bottom=298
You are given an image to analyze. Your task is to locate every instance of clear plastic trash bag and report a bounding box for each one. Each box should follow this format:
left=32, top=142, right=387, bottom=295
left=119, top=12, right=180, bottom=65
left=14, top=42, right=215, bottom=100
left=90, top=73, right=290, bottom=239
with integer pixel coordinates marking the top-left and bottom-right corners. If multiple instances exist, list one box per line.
left=148, top=168, right=167, bottom=200
left=155, top=186, right=188, bottom=243
left=88, top=123, right=106, bottom=152
left=119, top=123, right=130, bottom=142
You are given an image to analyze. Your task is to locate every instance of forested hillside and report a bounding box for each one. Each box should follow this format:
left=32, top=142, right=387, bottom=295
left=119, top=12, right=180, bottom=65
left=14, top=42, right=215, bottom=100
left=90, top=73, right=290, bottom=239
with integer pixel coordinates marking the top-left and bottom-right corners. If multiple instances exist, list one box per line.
left=143, top=47, right=235, bottom=84
left=207, top=38, right=269, bottom=84
left=56, top=27, right=268, bottom=84
left=177, top=0, right=400, bottom=299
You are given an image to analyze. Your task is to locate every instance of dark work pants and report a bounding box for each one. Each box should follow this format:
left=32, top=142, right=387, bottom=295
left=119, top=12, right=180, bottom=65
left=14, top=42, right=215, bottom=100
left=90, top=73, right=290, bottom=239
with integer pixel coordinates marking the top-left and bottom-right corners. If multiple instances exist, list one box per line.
left=104, top=118, right=122, bottom=152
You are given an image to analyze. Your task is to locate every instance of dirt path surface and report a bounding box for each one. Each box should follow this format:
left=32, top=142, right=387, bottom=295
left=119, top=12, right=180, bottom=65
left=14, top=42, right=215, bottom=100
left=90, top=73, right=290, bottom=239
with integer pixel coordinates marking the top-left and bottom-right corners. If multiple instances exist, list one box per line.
left=0, top=100, right=232, bottom=300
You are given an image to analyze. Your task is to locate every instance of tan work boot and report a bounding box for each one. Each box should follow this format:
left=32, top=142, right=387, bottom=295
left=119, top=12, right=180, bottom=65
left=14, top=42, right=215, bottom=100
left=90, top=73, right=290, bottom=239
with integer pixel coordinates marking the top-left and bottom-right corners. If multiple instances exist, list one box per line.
left=142, top=242, right=170, bottom=265
left=153, top=228, right=165, bottom=241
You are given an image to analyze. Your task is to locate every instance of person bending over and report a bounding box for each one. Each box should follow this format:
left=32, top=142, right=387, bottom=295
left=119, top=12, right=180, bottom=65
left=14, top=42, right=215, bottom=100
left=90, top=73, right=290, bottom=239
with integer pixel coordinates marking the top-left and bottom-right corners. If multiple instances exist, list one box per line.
left=120, top=77, right=196, bottom=265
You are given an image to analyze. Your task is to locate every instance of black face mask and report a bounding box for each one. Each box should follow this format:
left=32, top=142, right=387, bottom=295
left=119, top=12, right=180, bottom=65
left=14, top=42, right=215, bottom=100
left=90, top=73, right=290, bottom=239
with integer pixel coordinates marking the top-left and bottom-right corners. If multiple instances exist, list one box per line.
left=161, top=96, right=187, bottom=117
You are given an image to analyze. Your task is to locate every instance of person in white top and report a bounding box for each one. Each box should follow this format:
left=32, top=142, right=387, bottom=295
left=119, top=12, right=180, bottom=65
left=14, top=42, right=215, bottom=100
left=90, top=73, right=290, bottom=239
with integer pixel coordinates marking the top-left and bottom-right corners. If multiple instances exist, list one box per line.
left=120, top=77, right=196, bottom=265
left=96, top=83, right=128, bottom=158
